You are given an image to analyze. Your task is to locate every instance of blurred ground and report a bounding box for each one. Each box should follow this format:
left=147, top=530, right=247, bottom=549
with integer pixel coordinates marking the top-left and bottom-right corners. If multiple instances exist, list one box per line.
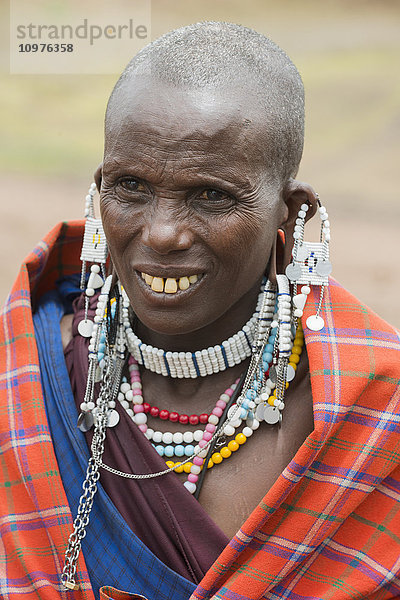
left=1, top=0, right=399, bottom=326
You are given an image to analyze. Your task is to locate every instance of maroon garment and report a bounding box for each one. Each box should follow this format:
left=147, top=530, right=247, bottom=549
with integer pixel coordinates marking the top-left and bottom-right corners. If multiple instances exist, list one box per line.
left=64, top=293, right=228, bottom=584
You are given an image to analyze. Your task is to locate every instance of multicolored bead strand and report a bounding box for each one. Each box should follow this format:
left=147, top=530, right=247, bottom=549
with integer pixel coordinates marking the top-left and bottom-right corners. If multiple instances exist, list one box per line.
left=116, top=322, right=304, bottom=493
left=183, top=380, right=239, bottom=494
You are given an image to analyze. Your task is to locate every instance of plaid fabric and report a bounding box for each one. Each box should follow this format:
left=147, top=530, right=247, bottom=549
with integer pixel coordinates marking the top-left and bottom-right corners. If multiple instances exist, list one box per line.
left=192, top=284, right=400, bottom=599
left=0, top=221, right=94, bottom=599
left=1, top=221, right=400, bottom=600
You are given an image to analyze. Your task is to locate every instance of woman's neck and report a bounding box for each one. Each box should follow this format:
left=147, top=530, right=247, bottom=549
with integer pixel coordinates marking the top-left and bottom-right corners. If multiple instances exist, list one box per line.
left=134, top=277, right=263, bottom=353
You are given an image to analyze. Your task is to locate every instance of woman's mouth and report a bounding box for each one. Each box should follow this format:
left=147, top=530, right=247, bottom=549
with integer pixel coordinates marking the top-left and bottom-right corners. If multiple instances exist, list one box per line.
left=140, top=272, right=203, bottom=294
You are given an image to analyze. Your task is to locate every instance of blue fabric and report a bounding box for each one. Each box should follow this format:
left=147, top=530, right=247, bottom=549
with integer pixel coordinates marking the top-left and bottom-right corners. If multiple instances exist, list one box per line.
left=55, top=273, right=83, bottom=312
left=33, top=290, right=196, bottom=600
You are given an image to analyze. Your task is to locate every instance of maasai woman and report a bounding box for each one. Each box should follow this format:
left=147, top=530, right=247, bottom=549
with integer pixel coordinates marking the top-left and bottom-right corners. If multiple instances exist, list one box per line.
left=1, top=22, right=400, bottom=600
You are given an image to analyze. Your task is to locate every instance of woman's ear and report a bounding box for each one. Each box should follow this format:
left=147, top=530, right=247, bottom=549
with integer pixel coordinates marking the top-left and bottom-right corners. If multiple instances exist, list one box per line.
left=280, top=179, right=319, bottom=268
left=94, top=164, right=102, bottom=192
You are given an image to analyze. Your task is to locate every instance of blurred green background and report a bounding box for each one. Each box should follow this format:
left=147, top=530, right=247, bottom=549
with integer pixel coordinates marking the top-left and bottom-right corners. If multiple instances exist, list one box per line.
left=1, top=0, right=399, bottom=325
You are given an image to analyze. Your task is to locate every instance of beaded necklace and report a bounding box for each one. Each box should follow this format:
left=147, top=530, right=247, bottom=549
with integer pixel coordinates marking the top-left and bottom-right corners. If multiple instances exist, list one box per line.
left=77, top=275, right=303, bottom=495
left=142, top=404, right=211, bottom=425
left=116, top=321, right=304, bottom=494
left=122, top=289, right=264, bottom=378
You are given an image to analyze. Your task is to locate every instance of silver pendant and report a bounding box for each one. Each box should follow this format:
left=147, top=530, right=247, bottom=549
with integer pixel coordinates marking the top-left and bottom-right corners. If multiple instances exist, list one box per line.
left=315, top=259, right=332, bottom=277
left=107, top=409, right=120, bottom=428
left=285, top=263, right=302, bottom=282
left=215, top=435, right=227, bottom=450
left=263, top=405, right=281, bottom=425
left=255, top=402, right=266, bottom=420
left=77, top=411, right=94, bottom=432
left=306, top=314, right=325, bottom=331
left=286, top=364, right=296, bottom=382
left=92, top=406, right=120, bottom=427
left=78, top=319, right=94, bottom=338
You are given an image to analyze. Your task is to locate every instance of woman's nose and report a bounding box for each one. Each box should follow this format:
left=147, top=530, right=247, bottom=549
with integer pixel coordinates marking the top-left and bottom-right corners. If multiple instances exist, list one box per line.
left=141, top=205, right=194, bottom=255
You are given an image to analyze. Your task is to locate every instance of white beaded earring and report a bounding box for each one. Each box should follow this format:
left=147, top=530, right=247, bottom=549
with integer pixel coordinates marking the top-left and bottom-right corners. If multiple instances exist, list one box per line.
left=285, top=196, right=332, bottom=331
left=252, top=274, right=296, bottom=426
left=78, top=182, right=108, bottom=339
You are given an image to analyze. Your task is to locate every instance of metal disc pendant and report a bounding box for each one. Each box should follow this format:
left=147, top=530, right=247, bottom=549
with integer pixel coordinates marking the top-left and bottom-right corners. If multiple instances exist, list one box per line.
left=315, top=259, right=332, bottom=277
left=296, top=244, right=309, bottom=261
left=306, top=314, right=325, bottom=331
left=255, top=403, right=266, bottom=420
left=107, top=409, right=120, bottom=428
left=263, top=405, right=280, bottom=425
left=78, top=319, right=94, bottom=338
left=285, top=263, right=302, bottom=282
left=77, top=411, right=94, bottom=432
left=286, top=364, right=296, bottom=382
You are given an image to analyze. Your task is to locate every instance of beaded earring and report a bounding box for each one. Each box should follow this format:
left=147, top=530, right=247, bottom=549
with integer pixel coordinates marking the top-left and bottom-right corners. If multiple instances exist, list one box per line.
left=77, top=275, right=124, bottom=432
left=78, top=182, right=108, bottom=339
left=252, top=274, right=295, bottom=426
left=285, top=197, right=332, bottom=331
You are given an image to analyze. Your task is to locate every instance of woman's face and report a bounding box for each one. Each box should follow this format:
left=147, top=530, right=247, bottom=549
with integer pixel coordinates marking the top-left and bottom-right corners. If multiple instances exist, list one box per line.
left=99, top=76, right=288, bottom=342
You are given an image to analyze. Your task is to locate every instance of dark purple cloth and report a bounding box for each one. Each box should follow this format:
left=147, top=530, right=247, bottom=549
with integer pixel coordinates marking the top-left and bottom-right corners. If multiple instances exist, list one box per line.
left=64, top=293, right=228, bottom=584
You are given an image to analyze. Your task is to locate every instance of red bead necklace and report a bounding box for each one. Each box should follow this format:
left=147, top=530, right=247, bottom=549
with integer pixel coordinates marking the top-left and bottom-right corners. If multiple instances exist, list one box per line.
left=142, top=403, right=209, bottom=425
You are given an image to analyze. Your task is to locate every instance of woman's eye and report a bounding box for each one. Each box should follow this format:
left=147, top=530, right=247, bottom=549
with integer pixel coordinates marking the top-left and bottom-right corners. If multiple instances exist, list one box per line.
left=198, top=189, right=234, bottom=207
left=118, top=178, right=146, bottom=193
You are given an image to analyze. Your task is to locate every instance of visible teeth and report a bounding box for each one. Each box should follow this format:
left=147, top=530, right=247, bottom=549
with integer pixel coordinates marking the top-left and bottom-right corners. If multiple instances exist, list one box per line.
left=178, top=276, right=190, bottom=290
left=142, top=271, right=201, bottom=293
left=165, top=278, right=178, bottom=293
left=151, top=277, right=164, bottom=292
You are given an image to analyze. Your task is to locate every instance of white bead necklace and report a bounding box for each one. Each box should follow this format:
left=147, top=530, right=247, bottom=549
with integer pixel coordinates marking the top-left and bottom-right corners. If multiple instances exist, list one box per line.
left=121, top=287, right=264, bottom=378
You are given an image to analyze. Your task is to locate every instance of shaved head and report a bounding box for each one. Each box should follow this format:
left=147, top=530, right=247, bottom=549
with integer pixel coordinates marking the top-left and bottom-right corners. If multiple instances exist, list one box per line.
left=106, top=21, right=305, bottom=183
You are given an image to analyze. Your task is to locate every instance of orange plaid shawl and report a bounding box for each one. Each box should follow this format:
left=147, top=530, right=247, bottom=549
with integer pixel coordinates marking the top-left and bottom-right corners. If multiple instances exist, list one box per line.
left=1, top=221, right=400, bottom=599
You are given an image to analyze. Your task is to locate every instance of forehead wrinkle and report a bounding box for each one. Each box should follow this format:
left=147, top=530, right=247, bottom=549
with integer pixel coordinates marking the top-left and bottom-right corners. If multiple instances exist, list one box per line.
left=104, top=144, right=270, bottom=202
left=105, top=119, right=262, bottom=177
left=114, top=145, right=228, bottom=183
left=104, top=140, right=260, bottom=192
left=105, top=81, right=265, bottom=154
left=106, top=115, right=251, bottom=157
left=167, top=157, right=256, bottom=191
